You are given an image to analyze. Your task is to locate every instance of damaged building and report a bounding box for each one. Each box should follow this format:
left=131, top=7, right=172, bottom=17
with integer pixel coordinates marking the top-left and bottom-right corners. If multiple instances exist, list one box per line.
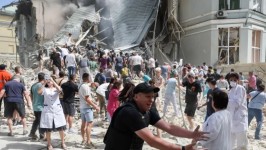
left=179, top=0, right=266, bottom=65
left=7, top=0, right=266, bottom=67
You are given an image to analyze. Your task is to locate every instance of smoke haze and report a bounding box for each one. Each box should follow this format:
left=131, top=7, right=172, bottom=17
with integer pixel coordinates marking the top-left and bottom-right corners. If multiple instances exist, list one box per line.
left=33, top=0, right=94, bottom=39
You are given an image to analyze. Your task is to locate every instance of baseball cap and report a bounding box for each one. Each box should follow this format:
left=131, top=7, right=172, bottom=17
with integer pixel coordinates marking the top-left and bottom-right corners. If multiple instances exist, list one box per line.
left=0, top=64, right=7, bottom=70
left=133, top=82, right=160, bottom=94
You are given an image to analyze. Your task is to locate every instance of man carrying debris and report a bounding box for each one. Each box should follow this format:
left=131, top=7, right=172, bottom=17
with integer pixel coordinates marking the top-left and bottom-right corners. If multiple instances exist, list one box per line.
left=0, top=75, right=32, bottom=136
left=104, top=82, right=208, bottom=150
left=28, top=72, right=46, bottom=140
left=0, top=64, right=12, bottom=115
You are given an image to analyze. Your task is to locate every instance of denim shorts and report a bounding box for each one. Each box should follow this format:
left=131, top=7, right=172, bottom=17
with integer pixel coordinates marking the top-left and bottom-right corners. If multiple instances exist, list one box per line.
left=80, top=108, right=93, bottom=123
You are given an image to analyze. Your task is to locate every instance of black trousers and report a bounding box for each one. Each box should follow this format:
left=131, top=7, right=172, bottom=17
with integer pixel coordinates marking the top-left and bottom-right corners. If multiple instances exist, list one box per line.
left=0, top=98, right=2, bottom=112
left=30, top=111, right=45, bottom=137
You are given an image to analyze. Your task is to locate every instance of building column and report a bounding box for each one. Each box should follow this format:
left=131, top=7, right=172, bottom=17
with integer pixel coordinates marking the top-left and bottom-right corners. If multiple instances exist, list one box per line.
left=260, top=31, right=266, bottom=62
left=239, top=27, right=252, bottom=63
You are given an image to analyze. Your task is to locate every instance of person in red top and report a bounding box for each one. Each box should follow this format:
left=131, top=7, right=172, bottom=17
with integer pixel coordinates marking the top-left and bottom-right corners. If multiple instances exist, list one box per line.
left=245, top=71, right=257, bottom=93
left=0, top=64, right=12, bottom=113
left=107, top=81, right=122, bottom=121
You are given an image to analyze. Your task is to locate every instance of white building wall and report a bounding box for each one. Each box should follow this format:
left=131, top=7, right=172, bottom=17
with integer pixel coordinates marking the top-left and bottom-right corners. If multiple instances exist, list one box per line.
left=260, top=31, right=266, bottom=62
left=239, top=27, right=253, bottom=63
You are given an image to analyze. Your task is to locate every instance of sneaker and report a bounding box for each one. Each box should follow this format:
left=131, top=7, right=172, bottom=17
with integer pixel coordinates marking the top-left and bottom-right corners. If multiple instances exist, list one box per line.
left=23, top=130, right=28, bottom=135
left=39, top=134, right=45, bottom=140
left=13, top=120, right=18, bottom=126
left=84, top=143, right=95, bottom=149
left=81, top=140, right=86, bottom=145
left=28, top=133, right=38, bottom=139
left=7, top=132, right=14, bottom=136
left=17, top=121, right=22, bottom=125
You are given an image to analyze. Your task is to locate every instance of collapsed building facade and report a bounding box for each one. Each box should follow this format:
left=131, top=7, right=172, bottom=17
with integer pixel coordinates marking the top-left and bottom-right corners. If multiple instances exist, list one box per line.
left=12, top=0, right=266, bottom=67
left=12, top=0, right=182, bottom=67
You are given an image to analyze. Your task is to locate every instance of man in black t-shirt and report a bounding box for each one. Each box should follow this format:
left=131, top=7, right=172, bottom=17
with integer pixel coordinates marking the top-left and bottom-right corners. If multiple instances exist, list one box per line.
left=61, top=75, right=78, bottom=133
left=181, top=72, right=202, bottom=130
left=50, top=48, right=62, bottom=75
left=104, top=82, right=207, bottom=150
left=198, top=78, right=220, bottom=121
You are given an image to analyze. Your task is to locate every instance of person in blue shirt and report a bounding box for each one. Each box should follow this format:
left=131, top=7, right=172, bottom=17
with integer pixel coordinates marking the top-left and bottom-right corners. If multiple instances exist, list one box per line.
left=94, top=68, right=106, bottom=85
left=29, top=72, right=46, bottom=140
left=247, top=84, right=266, bottom=140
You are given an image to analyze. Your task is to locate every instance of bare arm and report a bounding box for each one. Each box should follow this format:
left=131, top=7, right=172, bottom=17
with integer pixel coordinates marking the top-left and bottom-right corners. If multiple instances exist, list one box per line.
left=23, top=91, right=32, bottom=107
left=85, top=95, right=99, bottom=111
left=0, top=89, right=5, bottom=99
left=155, top=119, right=194, bottom=138
left=51, top=79, right=62, bottom=93
left=155, top=119, right=208, bottom=140
left=135, top=127, right=182, bottom=150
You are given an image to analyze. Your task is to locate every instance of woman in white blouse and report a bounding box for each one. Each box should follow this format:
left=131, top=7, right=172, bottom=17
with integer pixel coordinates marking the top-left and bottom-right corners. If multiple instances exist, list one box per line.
left=38, top=76, right=67, bottom=150
left=198, top=90, right=232, bottom=150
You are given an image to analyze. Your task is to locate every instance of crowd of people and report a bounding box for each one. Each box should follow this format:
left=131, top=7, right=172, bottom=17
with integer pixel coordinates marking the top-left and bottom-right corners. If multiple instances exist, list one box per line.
left=0, top=41, right=265, bottom=150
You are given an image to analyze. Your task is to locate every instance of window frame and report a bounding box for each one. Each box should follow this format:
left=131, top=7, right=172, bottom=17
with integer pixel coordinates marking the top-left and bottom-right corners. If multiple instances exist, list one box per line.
left=251, top=30, right=261, bottom=63
left=218, top=27, right=240, bottom=65
left=219, top=0, right=240, bottom=10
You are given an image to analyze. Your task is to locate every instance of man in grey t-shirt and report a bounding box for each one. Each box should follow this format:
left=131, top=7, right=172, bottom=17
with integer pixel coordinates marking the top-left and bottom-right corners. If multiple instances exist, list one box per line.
left=78, top=73, right=99, bottom=148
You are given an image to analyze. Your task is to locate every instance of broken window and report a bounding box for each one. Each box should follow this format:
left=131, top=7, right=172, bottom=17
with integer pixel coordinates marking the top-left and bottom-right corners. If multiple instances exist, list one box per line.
left=251, top=0, right=262, bottom=12
left=252, top=30, right=261, bottom=63
left=219, top=0, right=240, bottom=10
left=218, top=27, right=240, bottom=64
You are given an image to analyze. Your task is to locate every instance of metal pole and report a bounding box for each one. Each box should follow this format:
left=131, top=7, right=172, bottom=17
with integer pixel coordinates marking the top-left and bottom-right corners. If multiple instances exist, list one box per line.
left=152, top=0, right=161, bottom=58
left=15, top=32, right=18, bottom=63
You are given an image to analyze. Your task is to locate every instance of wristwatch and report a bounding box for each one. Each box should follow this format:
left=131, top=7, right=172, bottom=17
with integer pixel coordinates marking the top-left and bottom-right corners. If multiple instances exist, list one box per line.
left=182, top=146, right=185, bottom=150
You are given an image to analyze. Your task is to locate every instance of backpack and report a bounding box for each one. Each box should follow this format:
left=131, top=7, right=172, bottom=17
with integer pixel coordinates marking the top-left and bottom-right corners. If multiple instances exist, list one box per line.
left=170, top=69, right=177, bottom=77
left=94, top=73, right=104, bottom=84
left=121, top=68, right=129, bottom=77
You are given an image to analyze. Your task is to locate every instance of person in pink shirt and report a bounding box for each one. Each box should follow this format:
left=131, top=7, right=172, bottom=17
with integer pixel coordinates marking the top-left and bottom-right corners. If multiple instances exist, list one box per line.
left=107, top=81, right=122, bottom=121
left=245, top=71, right=257, bottom=93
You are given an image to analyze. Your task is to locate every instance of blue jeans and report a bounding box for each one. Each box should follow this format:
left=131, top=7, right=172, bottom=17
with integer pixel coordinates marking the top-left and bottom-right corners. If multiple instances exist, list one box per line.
left=248, top=108, right=263, bottom=139
left=67, top=66, right=76, bottom=77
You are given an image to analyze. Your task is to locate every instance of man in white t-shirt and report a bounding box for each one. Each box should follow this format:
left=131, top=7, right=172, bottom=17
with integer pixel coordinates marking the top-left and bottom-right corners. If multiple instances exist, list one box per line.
left=66, top=33, right=75, bottom=47
left=95, top=82, right=109, bottom=120
left=131, top=53, right=143, bottom=78
left=59, top=45, right=69, bottom=66
left=79, top=73, right=99, bottom=148
left=148, top=57, right=155, bottom=78
left=65, top=50, right=77, bottom=78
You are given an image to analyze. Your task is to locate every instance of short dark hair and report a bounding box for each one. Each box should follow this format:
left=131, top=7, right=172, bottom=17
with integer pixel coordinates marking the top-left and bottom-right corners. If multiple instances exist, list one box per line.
left=38, top=72, right=45, bottom=81
left=229, top=72, right=239, bottom=80
left=212, top=90, right=228, bottom=109
left=112, top=81, right=122, bottom=89
left=109, top=77, right=116, bottom=84
left=206, top=77, right=216, bottom=85
left=82, top=73, right=90, bottom=81
left=69, top=74, right=76, bottom=81
left=59, top=71, right=65, bottom=78
left=257, top=84, right=265, bottom=92
left=14, top=66, right=21, bottom=73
